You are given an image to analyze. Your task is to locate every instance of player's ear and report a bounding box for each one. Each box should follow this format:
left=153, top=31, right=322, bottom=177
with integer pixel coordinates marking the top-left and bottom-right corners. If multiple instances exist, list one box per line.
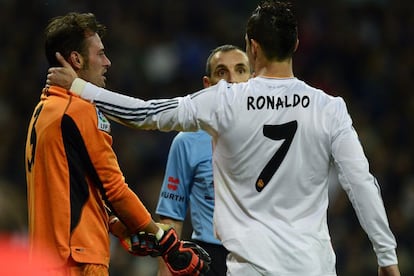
left=250, top=38, right=259, bottom=61
left=202, top=76, right=211, bottom=88
left=294, top=39, right=299, bottom=52
left=69, top=51, right=83, bottom=69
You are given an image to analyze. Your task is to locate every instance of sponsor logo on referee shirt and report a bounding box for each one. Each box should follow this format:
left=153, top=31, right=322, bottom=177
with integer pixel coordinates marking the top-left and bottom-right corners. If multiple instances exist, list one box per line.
left=161, top=176, right=184, bottom=202
left=167, top=176, right=179, bottom=191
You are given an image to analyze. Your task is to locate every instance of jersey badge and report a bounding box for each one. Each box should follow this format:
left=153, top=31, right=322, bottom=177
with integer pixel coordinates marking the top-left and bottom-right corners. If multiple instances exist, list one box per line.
left=96, top=108, right=111, bottom=133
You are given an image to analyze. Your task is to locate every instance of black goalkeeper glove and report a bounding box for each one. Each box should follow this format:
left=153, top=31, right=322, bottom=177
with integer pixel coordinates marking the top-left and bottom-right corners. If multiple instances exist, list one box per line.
left=131, top=226, right=211, bottom=275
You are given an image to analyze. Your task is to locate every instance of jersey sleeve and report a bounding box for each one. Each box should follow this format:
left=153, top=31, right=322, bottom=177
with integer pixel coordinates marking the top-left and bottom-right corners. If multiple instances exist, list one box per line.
left=77, top=81, right=198, bottom=132
left=74, top=79, right=232, bottom=137
left=328, top=98, right=398, bottom=267
left=70, top=103, right=152, bottom=233
left=155, top=133, right=193, bottom=220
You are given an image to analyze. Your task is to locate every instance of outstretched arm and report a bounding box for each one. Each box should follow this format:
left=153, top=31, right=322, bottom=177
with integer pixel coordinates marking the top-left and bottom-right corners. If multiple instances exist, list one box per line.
left=48, top=52, right=204, bottom=133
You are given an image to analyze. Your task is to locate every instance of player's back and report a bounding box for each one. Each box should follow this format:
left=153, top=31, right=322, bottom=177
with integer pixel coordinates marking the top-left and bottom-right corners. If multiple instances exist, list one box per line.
left=212, top=77, right=345, bottom=275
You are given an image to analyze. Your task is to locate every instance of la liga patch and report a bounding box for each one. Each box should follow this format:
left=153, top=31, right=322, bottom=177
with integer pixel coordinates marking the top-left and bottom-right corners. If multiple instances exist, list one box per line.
left=96, top=107, right=111, bottom=133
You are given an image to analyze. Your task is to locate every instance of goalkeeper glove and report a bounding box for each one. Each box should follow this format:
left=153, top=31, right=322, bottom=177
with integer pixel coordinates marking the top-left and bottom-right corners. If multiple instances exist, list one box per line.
left=132, top=225, right=211, bottom=275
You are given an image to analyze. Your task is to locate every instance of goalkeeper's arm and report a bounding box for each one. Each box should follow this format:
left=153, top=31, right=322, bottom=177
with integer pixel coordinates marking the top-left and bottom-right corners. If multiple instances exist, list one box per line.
left=107, top=208, right=164, bottom=255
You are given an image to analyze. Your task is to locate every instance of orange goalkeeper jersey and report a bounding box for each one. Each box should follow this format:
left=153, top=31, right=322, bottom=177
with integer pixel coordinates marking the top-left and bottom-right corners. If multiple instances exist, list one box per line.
left=25, top=86, right=151, bottom=269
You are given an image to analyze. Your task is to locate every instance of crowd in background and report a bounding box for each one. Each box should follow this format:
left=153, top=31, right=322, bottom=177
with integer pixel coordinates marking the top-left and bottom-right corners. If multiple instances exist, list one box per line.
left=0, top=0, right=412, bottom=275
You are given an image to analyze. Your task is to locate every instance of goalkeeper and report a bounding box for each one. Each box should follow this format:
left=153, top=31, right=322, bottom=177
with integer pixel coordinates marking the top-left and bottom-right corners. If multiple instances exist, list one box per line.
left=25, top=12, right=209, bottom=276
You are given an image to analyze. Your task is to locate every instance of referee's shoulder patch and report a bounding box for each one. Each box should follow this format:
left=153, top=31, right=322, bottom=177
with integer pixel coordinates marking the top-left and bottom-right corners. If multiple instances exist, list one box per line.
left=96, top=107, right=111, bottom=133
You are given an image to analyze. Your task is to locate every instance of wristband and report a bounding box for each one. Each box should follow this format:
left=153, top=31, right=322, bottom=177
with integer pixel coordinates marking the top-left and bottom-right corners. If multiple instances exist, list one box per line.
left=109, top=216, right=119, bottom=225
left=155, top=227, right=164, bottom=241
left=70, top=78, right=87, bottom=95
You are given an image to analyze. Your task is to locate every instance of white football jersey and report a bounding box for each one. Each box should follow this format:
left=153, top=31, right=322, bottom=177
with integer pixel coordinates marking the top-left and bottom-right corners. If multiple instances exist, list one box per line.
left=78, top=77, right=397, bottom=275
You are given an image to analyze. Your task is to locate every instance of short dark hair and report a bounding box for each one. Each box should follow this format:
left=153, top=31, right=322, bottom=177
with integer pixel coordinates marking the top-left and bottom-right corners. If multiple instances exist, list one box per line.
left=246, top=0, right=297, bottom=61
left=44, top=12, right=106, bottom=67
left=205, top=44, right=244, bottom=77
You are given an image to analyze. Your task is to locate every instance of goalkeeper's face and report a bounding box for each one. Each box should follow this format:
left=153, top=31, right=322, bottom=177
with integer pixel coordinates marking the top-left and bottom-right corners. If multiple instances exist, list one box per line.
left=77, top=33, right=111, bottom=88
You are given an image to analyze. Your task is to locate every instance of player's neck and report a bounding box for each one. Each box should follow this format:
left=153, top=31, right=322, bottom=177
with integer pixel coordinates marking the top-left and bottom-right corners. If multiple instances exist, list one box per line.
left=253, top=59, right=294, bottom=79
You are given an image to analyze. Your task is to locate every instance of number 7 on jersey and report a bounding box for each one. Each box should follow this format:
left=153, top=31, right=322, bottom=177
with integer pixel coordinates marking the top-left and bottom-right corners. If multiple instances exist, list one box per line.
left=256, top=120, right=297, bottom=192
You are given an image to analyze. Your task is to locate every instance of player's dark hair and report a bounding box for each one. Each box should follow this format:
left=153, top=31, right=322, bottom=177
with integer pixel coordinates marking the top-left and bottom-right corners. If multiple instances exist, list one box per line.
left=205, top=44, right=244, bottom=77
left=246, top=0, right=297, bottom=61
left=44, top=12, right=106, bottom=67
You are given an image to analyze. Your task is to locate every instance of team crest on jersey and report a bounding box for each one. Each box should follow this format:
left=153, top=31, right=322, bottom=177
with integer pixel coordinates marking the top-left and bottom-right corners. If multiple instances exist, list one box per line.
left=96, top=108, right=111, bottom=133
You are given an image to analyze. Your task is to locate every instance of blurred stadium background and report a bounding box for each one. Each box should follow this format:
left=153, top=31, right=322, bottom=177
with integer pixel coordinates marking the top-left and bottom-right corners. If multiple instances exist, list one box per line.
left=0, top=0, right=412, bottom=275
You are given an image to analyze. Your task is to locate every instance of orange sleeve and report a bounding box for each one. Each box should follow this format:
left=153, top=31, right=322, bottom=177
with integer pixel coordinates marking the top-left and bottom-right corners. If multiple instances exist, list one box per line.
left=69, top=97, right=152, bottom=233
